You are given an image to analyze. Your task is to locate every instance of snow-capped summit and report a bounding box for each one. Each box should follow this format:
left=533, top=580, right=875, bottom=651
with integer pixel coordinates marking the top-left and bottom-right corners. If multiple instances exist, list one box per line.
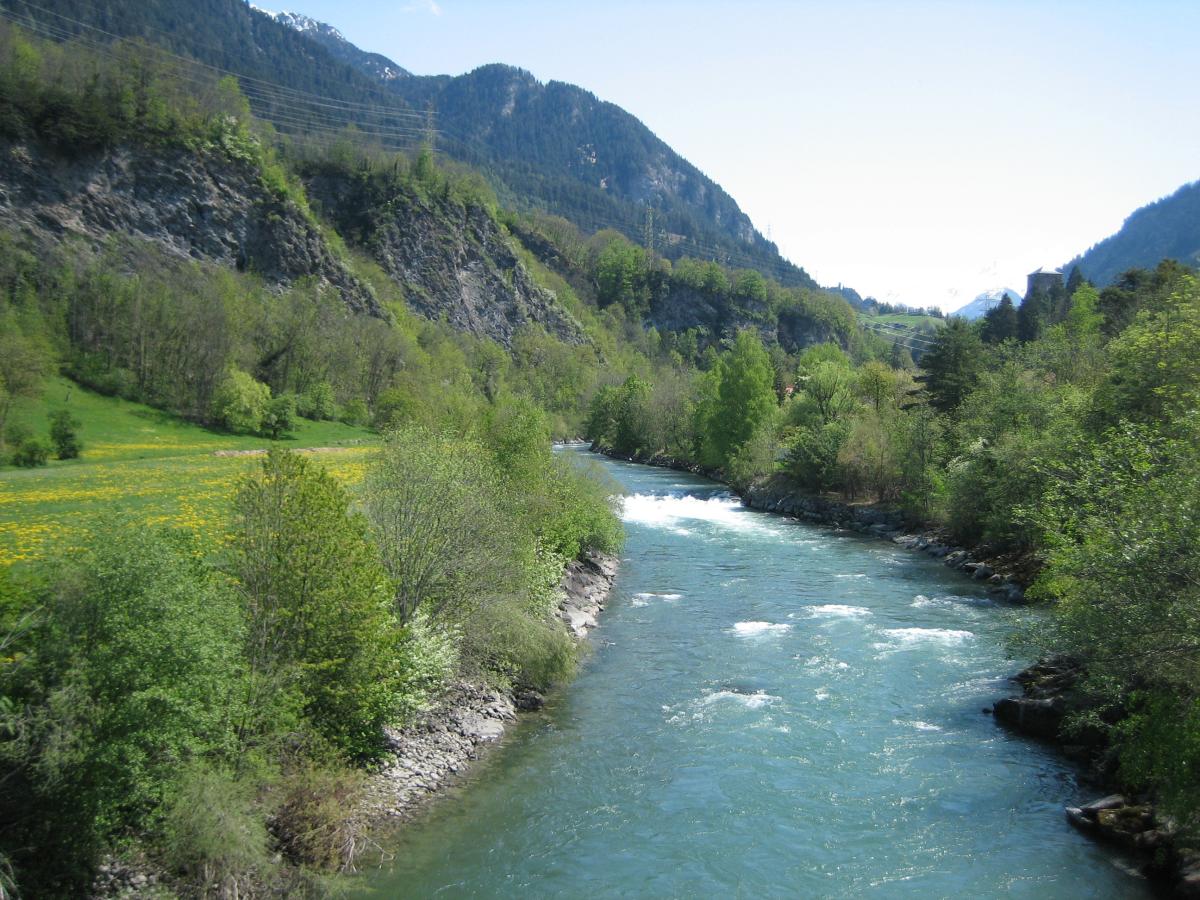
left=247, top=4, right=410, bottom=81
left=272, top=10, right=344, bottom=41
left=951, top=287, right=1021, bottom=320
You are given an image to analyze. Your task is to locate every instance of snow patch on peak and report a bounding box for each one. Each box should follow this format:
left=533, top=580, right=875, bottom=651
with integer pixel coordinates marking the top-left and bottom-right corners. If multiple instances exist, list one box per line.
left=258, top=7, right=346, bottom=42
left=951, top=287, right=1022, bottom=321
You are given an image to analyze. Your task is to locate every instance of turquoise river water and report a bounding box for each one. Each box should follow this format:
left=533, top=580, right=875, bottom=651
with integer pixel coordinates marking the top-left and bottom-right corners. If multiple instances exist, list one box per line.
left=363, top=448, right=1150, bottom=898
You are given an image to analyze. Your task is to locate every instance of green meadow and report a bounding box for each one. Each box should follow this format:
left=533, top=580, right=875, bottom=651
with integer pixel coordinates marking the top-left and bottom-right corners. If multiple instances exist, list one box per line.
left=0, top=377, right=379, bottom=567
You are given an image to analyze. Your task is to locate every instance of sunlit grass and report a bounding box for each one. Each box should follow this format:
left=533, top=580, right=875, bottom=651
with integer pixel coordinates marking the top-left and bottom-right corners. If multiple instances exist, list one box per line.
left=0, top=377, right=380, bottom=567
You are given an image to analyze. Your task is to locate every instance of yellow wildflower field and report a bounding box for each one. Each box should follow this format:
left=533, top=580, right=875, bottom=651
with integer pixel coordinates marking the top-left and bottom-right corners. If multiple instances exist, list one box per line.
left=0, top=446, right=377, bottom=568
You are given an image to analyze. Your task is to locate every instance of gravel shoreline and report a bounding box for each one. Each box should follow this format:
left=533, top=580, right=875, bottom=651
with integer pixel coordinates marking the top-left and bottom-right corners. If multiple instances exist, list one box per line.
left=363, top=550, right=620, bottom=824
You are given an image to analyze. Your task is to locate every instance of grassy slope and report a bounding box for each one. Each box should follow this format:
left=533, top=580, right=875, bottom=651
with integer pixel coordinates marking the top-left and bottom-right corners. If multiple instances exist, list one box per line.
left=867, top=313, right=945, bottom=329
left=0, top=376, right=379, bottom=567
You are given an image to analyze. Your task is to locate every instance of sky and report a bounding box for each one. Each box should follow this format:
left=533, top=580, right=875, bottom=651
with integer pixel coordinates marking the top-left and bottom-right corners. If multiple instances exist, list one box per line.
left=270, top=0, right=1200, bottom=311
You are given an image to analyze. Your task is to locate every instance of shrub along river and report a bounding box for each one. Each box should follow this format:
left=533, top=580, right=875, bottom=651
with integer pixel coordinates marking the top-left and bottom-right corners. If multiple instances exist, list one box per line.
left=363, top=449, right=1149, bottom=897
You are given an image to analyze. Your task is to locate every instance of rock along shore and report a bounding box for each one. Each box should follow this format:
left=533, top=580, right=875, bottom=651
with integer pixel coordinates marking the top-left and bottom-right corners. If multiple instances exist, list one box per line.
left=363, top=550, right=619, bottom=824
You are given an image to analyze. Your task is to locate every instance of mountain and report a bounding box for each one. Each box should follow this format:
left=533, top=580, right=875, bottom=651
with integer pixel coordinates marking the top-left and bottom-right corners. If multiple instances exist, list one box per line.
left=3, top=0, right=827, bottom=297
left=258, top=6, right=820, bottom=291
left=952, top=288, right=1022, bottom=321
left=254, top=7, right=411, bottom=82
left=1067, top=180, right=1200, bottom=287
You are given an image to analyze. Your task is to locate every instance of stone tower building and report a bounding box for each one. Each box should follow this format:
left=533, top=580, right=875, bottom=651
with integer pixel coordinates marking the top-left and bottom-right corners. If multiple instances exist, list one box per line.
left=1026, top=266, right=1063, bottom=298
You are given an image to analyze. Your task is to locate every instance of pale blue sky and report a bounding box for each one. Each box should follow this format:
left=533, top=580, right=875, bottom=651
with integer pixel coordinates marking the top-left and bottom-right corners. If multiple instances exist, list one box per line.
left=267, top=0, right=1200, bottom=310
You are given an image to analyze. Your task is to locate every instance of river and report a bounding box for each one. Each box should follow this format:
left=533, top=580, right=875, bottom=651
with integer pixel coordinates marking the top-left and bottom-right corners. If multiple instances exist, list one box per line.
left=362, top=449, right=1149, bottom=898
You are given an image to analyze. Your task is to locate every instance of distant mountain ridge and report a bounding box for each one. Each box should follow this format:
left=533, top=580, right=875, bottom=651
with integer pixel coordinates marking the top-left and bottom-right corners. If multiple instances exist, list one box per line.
left=253, top=7, right=411, bottom=81
left=1067, top=180, right=1200, bottom=286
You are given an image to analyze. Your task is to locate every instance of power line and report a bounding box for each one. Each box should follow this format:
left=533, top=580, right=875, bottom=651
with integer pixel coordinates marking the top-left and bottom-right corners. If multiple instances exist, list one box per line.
left=0, top=5, right=432, bottom=149
left=1, top=0, right=432, bottom=118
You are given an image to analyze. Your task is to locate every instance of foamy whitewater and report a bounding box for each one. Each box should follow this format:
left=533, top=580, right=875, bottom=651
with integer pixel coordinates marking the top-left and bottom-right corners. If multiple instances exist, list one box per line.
left=620, top=492, right=780, bottom=537
left=805, top=604, right=873, bottom=618
left=731, top=621, right=792, bottom=636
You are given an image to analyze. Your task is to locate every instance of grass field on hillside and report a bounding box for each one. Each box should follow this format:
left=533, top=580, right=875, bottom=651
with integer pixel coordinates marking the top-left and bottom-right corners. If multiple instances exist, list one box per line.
left=0, top=377, right=379, bottom=567
left=867, top=313, right=945, bottom=330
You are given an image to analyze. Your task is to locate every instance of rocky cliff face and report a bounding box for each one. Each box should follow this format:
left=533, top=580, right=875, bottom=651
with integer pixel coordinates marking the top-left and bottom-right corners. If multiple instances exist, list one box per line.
left=0, top=140, right=379, bottom=314
left=304, top=175, right=584, bottom=347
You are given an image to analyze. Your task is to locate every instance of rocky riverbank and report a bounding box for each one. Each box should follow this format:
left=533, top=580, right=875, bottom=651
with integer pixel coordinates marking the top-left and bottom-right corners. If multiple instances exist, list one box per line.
left=739, top=474, right=1032, bottom=600
left=363, top=550, right=619, bottom=824
left=992, top=656, right=1200, bottom=896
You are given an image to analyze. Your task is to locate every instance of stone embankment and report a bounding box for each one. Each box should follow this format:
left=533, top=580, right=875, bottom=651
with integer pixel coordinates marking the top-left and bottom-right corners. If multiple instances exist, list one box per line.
left=364, top=550, right=619, bottom=823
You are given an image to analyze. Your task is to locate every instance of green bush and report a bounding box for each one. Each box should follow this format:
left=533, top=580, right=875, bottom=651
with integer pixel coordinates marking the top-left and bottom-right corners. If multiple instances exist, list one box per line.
left=48, top=409, right=82, bottom=459
left=297, top=382, right=337, bottom=421
left=210, top=369, right=270, bottom=434
left=161, top=764, right=273, bottom=895
left=338, top=397, right=369, bottom=427
left=270, top=763, right=366, bottom=872
left=11, top=437, right=49, bottom=468
left=261, top=394, right=297, bottom=440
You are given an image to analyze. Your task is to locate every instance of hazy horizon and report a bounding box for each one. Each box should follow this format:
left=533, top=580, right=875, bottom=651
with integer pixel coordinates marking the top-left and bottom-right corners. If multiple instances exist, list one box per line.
left=257, top=0, right=1200, bottom=310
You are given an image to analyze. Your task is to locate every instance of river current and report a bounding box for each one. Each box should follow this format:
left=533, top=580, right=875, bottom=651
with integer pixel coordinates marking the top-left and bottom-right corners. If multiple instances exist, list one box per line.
left=363, top=449, right=1149, bottom=898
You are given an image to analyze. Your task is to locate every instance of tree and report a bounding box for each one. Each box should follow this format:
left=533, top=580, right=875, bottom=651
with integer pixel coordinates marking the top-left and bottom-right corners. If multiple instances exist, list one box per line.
left=231, top=449, right=402, bottom=758
left=1, top=526, right=245, bottom=893
left=856, top=361, right=898, bottom=412
left=210, top=369, right=270, bottom=434
left=1018, top=290, right=1052, bottom=342
left=1093, top=274, right=1200, bottom=426
left=838, top=408, right=902, bottom=502
left=707, top=330, right=777, bottom=467
left=919, top=317, right=985, bottom=412
left=0, top=322, right=49, bottom=451
left=48, top=409, right=82, bottom=460
left=981, top=297, right=1018, bottom=344
left=801, top=360, right=856, bottom=424
left=1026, top=420, right=1200, bottom=825
left=297, top=382, right=336, bottom=421
left=361, top=427, right=520, bottom=623
left=260, top=394, right=297, bottom=440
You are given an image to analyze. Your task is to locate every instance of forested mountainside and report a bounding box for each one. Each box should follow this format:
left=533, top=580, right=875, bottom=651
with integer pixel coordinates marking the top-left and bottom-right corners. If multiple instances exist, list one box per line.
left=0, top=0, right=823, bottom=296
left=1067, top=180, right=1200, bottom=287
left=262, top=9, right=815, bottom=290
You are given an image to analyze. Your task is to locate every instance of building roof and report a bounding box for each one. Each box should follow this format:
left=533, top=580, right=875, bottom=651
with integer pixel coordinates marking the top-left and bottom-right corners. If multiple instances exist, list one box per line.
left=1029, top=266, right=1062, bottom=276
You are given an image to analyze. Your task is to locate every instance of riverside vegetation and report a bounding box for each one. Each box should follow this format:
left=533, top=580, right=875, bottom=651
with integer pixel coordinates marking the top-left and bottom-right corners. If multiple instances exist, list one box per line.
left=585, top=261, right=1200, bottom=859
left=0, top=12, right=1196, bottom=898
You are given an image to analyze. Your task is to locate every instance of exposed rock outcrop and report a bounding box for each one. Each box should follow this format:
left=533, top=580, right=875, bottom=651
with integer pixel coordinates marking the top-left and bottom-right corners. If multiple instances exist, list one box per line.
left=647, top=283, right=843, bottom=352
left=304, top=174, right=584, bottom=347
left=0, top=140, right=379, bottom=314
left=994, top=656, right=1200, bottom=895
